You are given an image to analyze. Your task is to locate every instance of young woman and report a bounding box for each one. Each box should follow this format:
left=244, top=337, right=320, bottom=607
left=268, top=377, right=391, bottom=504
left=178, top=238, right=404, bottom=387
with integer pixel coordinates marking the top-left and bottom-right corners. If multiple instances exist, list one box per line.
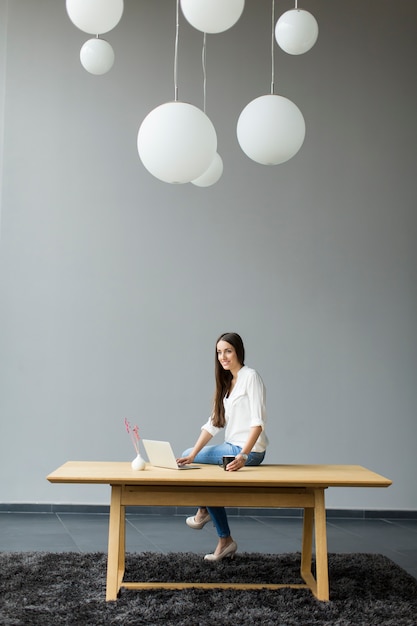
left=177, top=332, right=268, bottom=561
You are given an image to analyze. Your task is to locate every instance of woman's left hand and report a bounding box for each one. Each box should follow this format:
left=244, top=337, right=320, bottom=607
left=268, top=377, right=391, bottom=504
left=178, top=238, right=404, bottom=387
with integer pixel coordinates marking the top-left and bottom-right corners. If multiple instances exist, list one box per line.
left=226, top=455, right=246, bottom=471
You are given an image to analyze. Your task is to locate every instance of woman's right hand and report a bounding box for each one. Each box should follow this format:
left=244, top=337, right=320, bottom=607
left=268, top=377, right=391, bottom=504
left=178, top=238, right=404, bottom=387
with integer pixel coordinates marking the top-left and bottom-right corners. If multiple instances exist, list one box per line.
left=176, top=455, right=195, bottom=466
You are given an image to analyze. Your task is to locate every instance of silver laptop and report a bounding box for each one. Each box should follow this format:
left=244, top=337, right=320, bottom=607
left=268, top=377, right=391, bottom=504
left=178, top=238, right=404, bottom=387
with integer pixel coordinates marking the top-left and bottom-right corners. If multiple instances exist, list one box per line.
left=142, top=439, right=200, bottom=470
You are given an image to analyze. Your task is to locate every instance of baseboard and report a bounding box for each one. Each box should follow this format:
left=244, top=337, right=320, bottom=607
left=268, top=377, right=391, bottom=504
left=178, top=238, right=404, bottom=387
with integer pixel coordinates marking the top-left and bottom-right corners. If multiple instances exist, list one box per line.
left=0, top=503, right=416, bottom=519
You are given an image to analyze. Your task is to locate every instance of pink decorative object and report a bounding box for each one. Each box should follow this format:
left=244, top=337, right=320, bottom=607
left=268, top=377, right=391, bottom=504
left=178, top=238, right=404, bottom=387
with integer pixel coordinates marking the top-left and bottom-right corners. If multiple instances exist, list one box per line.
left=124, top=418, right=140, bottom=455
left=124, top=419, right=146, bottom=470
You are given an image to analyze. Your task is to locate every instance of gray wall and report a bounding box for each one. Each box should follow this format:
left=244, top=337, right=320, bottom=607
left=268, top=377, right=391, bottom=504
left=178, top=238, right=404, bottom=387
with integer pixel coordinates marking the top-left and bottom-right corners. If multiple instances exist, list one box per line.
left=0, top=0, right=416, bottom=510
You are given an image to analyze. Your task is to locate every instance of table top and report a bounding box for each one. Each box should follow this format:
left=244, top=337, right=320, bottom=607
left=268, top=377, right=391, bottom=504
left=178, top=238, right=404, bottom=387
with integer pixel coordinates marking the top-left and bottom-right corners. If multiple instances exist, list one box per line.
left=47, top=462, right=392, bottom=489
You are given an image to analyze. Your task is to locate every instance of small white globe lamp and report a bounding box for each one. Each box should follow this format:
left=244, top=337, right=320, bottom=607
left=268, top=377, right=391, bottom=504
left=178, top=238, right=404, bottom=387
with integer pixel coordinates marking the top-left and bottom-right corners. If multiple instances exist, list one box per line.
left=66, top=0, right=124, bottom=35
left=275, top=9, right=318, bottom=55
left=80, top=39, right=115, bottom=75
left=237, top=94, right=305, bottom=165
left=137, top=102, right=217, bottom=184
left=191, top=153, right=223, bottom=187
left=180, top=0, right=245, bottom=34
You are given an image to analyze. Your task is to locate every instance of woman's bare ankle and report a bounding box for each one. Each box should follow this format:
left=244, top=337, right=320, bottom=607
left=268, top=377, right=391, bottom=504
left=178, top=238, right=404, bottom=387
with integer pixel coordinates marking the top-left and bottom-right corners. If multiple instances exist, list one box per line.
left=214, top=537, right=233, bottom=555
left=196, top=507, right=207, bottom=522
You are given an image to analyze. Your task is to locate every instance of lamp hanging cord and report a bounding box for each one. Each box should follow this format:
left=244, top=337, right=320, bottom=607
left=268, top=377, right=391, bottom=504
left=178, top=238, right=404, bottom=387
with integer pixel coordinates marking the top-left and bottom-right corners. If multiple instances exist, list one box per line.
left=173, top=0, right=179, bottom=101
left=202, top=33, right=207, bottom=112
left=270, top=0, right=275, bottom=95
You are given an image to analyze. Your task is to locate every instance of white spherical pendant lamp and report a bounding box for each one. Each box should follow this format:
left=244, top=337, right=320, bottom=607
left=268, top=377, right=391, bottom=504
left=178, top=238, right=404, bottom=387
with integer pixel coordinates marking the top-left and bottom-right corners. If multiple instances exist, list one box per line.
left=180, top=0, right=245, bottom=34
left=237, top=94, right=305, bottom=165
left=275, top=9, right=318, bottom=55
left=80, top=38, right=115, bottom=75
left=137, top=102, right=217, bottom=184
left=66, top=0, right=124, bottom=35
left=192, top=153, right=223, bottom=187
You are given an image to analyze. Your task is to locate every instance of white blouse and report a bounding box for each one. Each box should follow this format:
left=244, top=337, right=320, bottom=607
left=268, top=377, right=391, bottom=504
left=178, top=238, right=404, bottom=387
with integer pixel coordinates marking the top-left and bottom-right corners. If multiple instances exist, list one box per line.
left=201, top=365, right=268, bottom=453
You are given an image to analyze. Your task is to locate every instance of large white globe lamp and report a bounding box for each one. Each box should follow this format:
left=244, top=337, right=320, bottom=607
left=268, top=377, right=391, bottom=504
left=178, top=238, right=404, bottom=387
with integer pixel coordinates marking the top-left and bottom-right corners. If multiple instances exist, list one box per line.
left=237, top=94, right=305, bottom=165
left=180, top=0, right=245, bottom=34
left=80, top=39, right=115, bottom=75
left=192, top=153, right=223, bottom=187
left=66, top=0, right=124, bottom=35
left=137, top=102, right=217, bottom=184
left=275, top=9, right=318, bottom=55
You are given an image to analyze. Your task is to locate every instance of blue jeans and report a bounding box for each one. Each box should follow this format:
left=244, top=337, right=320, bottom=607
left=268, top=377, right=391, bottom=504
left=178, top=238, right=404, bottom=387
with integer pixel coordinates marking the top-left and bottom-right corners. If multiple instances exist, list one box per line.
left=182, top=443, right=265, bottom=538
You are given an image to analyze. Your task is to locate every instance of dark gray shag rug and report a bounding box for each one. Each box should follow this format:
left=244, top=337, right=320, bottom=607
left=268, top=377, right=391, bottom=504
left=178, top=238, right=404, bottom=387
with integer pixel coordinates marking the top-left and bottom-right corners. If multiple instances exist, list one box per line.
left=1, top=552, right=416, bottom=626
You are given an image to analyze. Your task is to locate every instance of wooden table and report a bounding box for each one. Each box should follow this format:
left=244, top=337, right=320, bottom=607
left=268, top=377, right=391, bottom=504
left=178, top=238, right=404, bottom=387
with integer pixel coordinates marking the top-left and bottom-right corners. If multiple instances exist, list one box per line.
left=47, top=462, right=391, bottom=601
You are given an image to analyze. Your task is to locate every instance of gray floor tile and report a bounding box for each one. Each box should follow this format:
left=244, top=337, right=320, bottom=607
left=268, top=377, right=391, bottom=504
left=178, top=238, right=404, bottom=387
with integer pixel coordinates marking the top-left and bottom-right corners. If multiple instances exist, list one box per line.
left=0, top=512, right=416, bottom=580
left=0, top=513, right=78, bottom=552
left=57, top=513, right=109, bottom=551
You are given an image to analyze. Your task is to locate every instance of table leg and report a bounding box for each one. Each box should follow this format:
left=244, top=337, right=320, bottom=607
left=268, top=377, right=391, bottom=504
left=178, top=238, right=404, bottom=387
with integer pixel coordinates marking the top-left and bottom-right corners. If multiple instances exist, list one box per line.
left=300, top=491, right=329, bottom=601
left=106, top=485, right=125, bottom=601
left=314, top=488, right=329, bottom=601
left=301, top=506, right=314, bottom=581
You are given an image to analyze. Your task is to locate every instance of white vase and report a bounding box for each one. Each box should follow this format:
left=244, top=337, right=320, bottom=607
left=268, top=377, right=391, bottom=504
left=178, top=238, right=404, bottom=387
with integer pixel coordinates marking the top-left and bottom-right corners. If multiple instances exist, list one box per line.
left=131, top=454, right=146, bottom=471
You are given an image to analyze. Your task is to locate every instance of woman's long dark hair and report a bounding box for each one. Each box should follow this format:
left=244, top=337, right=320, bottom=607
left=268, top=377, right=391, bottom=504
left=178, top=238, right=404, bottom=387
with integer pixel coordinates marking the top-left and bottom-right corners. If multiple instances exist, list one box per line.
left=212, top=332, right=245, bottom=428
